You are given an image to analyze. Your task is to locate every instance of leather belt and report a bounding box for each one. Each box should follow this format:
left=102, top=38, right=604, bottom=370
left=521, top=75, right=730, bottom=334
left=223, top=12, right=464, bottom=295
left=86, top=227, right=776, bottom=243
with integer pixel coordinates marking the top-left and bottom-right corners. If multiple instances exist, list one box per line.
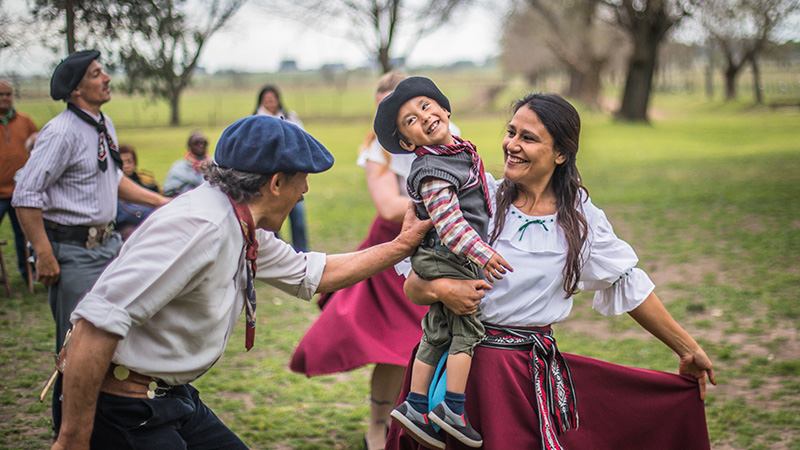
left=44, top=220, right=115, bottom=249
left=100, top=365, right=171, bottom=399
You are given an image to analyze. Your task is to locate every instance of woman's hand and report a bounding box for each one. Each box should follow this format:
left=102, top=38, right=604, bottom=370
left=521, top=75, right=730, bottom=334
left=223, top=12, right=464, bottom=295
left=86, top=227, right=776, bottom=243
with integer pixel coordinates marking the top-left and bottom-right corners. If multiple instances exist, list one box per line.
left=679, top=347, right=717, bottom=401
left=404, top=273, right=491, bottom=315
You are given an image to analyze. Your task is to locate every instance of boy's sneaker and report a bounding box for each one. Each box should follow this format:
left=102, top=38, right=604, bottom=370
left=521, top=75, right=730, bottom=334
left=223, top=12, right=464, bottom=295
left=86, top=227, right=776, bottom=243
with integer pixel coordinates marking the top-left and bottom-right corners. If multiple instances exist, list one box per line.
left=389, top=401, right=446, bottom=450
left=428, top=401, right=483, bottom=448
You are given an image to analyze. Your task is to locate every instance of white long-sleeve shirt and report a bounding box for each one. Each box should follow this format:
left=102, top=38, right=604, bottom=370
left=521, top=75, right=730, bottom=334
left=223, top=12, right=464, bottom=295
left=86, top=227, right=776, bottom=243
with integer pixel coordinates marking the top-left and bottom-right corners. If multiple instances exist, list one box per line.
left=71, top=183, right=326, bottom=385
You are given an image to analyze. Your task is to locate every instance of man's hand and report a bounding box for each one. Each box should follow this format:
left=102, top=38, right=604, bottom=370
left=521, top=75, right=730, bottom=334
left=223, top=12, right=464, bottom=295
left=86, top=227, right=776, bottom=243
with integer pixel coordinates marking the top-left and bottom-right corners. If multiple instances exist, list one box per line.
left=394, top=202, right=433, bottom=257
left=483, top=253, right=513, bottom=283
left=36, top=249, right=60, bottom=285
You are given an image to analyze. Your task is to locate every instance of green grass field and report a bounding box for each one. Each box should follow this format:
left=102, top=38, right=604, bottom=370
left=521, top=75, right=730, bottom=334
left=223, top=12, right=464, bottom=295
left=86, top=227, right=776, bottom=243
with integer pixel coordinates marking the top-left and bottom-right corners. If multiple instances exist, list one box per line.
left=1, top=71, right=799, bottom=449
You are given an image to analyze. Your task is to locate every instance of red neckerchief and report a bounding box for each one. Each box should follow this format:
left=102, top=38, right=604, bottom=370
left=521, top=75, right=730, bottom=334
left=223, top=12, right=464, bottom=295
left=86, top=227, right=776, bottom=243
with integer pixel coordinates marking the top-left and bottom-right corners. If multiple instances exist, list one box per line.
left=228, top=196, right=259, bottom=351
left=185, top=151, right=210, bottom=173
left=413, top=137, right=492, bottom=217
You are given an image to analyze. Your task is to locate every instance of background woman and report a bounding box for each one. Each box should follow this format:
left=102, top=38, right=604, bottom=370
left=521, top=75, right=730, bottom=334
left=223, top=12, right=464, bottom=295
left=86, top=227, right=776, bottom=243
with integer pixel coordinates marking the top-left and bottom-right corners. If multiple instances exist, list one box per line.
left=254, top=85, right=308, bottom=251
left=386, top=93, right=716, bottom=450
left=290, top=72, right=427, bottom=450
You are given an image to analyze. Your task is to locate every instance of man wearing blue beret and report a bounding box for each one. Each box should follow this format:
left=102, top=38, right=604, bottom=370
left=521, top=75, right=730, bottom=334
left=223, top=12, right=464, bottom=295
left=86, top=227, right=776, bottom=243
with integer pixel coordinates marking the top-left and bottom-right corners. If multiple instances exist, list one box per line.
left=13, top=49, right=169, bottom=432
left=52, top=115, right=432, bottom=450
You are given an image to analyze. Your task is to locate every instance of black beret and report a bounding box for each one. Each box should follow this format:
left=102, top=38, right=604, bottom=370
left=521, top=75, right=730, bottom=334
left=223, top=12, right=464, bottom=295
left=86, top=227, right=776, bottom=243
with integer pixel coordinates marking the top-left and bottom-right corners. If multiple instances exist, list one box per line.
left=50, top=50, right=101, bottom=101
left=214, top=115, right=334, bottom=175
left=373, top=76, right=451, bottom=154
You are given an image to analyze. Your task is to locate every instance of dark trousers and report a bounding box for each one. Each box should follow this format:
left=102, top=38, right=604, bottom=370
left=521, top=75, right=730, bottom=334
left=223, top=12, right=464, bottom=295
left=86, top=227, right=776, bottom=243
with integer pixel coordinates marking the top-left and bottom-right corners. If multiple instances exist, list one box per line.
left=57, top=384, right=248, bottom=449
left=0, top=198, right=27, bottom=275
left=48, top=235, right=123, bottom=433
left=277, top=202, right=307, bottom=252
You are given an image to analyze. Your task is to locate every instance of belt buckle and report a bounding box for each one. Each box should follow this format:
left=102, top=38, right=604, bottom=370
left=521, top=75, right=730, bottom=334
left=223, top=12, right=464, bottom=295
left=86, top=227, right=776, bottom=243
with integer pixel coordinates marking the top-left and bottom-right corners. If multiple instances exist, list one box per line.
left=86, top=223, right=113, bottom=250
left=86, top=227, right=100, bottom=250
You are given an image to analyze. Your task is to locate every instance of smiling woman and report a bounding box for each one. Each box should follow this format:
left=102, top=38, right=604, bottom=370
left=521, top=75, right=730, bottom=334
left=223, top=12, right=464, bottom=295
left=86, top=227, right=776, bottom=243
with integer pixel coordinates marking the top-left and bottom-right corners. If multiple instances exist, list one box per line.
left=387, top=93, right=716, bottom=450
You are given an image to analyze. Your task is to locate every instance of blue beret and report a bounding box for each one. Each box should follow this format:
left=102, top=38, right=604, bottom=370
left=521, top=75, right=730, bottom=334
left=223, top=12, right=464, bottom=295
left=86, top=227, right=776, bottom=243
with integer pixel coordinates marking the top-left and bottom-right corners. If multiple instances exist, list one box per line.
left=214, top=116, right=334, bottom=174
left=50, top=50, right=101, bottom=101
left=373, top=76, right=451, bottom=154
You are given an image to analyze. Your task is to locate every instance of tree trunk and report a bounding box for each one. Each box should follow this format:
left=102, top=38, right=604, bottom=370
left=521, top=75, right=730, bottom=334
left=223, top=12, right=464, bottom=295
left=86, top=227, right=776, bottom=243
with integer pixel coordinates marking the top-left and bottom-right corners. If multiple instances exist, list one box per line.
left=616, top=29, right=659, bottom=122
left=750, top=54, right=763, bottom=105
left=65, top=0, right=75, bottom=54
left=724, top=65, right=738, bottom=101
left=579, top=60, right=602, bottom=110
left=378, top=46, right=392, bottom=74
left=568, top=69, right=583, bottom=99
left=169, top=91, right=180, bottom=126
left=705, top=59, right=714, bottom=99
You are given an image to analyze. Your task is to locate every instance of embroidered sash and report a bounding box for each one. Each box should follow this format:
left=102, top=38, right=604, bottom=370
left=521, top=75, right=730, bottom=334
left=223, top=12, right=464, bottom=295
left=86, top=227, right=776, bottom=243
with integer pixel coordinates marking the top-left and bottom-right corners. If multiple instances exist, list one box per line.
left=480, top=323, right=579, bottom=450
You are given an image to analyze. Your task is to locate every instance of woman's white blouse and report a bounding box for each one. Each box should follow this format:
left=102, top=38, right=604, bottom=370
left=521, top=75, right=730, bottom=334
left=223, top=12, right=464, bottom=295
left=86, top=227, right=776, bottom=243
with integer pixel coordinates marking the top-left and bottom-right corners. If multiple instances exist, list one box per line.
left=479, top=174, right=655, bottom=327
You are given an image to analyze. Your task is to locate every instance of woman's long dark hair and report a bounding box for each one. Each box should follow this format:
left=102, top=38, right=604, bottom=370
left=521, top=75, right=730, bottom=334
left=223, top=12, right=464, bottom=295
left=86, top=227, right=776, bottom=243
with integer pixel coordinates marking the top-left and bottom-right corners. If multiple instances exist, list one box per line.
left=253, top=85, right=285, bottom=115
left=490, top=93, right=588, bottom=297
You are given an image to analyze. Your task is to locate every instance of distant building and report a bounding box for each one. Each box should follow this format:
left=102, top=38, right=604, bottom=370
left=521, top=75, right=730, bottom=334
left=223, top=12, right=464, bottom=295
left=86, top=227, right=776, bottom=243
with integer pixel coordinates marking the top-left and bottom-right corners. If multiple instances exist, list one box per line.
left=319, top=63, right=346, bottom=73
left=278, top=60, right=299, bottom=72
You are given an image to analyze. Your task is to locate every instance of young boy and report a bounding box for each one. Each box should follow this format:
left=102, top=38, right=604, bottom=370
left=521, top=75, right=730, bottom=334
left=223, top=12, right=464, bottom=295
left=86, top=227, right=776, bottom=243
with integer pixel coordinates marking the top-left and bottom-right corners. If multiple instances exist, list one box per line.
left=374, top=76, right=512, bottom=449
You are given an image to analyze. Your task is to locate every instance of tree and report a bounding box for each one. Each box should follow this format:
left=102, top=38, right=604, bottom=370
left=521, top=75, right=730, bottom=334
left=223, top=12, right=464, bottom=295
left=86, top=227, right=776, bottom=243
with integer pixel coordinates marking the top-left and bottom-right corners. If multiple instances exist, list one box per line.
left=113, top=0, right=244, bottom=125
left=602, top=0, right=689, bottom=122
left=30, top=0, right=242, bottom=126
left=1, top=0, right=50, bottom=60
left=513, top=0, right=628, bottom=109
left=31, top=1, right=117, bottom=54
left=691, top=0, right=800, bottom=103
left=259, top=0, right=473, bottom=73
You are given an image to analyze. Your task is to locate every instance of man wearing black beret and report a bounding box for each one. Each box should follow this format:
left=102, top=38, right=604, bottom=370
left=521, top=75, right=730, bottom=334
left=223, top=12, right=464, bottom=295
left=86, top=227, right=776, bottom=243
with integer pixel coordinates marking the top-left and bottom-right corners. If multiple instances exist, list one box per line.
left=12, top=50, right=169, bottom=431
left=52, top=115, right=432, bottom=449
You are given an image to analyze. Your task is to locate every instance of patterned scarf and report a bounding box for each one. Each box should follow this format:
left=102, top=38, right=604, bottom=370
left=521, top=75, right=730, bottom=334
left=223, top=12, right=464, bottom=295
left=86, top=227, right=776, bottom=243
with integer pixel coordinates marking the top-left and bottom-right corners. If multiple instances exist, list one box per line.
left=67, top=102, right=122, bottom=172
left=228, top=196, right=259, bottom=351
left=184, top=151, right=211, bottom=173
left=480, top=324, right=579, bottom=450
left=412, top=137, right=492, bottom=217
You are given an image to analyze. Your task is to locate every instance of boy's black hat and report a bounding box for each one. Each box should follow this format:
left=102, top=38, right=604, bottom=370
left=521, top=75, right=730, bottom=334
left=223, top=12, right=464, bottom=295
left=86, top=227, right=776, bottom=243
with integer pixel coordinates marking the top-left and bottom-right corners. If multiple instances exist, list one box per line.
left=373, top=76, right=450, bottom=154
left=50, top=50, right=101, bottom=101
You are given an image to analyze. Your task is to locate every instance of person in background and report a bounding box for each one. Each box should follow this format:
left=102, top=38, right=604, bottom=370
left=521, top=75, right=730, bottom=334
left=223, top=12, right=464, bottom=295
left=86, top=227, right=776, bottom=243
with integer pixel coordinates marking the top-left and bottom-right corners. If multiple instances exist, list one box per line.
left=0, top=78, right=38, bottom=282
left=116, top=145, right=160, bottom=239
left=254, top=84, right=308, bottom=251
left=291, top=72, right=432, bottom=450
left=12, top=50, right=168, bottom=433
left=163, top=130, right=211, bottom=197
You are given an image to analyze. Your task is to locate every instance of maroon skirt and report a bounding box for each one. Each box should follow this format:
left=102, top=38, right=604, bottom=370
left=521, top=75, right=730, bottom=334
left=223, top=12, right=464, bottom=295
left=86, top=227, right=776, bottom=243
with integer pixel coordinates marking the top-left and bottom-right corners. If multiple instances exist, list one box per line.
left=290, top=216, right=429, bottom=376
left=386, top=343, right=710, bottom=450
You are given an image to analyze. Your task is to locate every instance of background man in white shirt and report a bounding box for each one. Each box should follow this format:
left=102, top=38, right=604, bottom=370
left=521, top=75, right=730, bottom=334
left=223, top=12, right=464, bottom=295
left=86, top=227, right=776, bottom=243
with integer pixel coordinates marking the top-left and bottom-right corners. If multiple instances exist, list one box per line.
left=52, top=115, right=431, bottom=450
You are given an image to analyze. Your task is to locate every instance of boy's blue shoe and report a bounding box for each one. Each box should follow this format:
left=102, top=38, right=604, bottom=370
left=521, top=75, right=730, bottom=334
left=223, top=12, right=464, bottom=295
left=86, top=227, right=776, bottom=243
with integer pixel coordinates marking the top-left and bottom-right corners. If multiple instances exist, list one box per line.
left=389, top=401, right=446, bottom=450
left=428, top=400, right=483, bottom=448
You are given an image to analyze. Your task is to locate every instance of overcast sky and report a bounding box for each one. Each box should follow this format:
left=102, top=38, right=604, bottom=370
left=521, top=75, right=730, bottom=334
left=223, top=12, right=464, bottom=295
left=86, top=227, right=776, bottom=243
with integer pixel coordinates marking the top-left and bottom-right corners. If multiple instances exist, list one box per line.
left=0, top=2, right=505, bottom=76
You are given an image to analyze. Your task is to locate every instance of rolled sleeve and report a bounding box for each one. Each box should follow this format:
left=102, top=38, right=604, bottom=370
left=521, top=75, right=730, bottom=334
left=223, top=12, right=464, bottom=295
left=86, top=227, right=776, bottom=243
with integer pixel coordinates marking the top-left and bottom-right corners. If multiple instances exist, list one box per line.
left=255, top=231, right=326, bottom=300
left=71, top=294, right=133, bottom=337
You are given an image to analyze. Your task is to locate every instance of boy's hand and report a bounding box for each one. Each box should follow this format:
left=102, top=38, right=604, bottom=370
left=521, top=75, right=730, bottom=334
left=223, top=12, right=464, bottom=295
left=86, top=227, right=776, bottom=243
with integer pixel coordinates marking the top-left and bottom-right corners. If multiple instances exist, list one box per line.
left=483, top=253, right=513, bottom=283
